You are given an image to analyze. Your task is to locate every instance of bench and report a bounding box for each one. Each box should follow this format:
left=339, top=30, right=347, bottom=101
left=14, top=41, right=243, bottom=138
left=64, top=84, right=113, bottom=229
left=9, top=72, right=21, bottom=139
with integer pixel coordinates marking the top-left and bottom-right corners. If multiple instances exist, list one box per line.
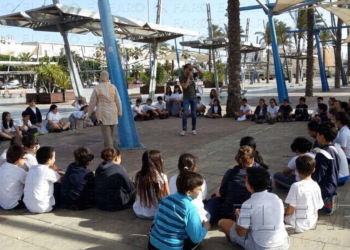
left=2, top=90, right=12, bottom=98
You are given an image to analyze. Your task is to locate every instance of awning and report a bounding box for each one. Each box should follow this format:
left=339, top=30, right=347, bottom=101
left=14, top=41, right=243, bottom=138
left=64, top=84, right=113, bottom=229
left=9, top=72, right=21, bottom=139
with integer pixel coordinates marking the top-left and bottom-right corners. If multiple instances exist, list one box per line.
left=273, top=0, right=305, bottom=14
left=321, top=5, right=350, bottom=43
left=0, top=3, right=198, bottom=43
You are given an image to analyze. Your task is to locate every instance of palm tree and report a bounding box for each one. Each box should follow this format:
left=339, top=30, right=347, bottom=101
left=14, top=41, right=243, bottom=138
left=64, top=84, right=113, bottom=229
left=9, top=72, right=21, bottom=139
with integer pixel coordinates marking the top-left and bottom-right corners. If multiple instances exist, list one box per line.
left=36, top=63, right=64, bottom=94
left=141, top=42, right=170, bottom=59
left=208, top=24, right=225, bottom=71
left=255, top=20, right=273, bottom=83
left=226, top=0, right=241, bottom=116
left=319, top=28, right=332, bottom=67
left=290, top=8, right=307, bottom=84
left=275, top=20, right=292, bottom=82
left=306, top=6, right=314, bottom=96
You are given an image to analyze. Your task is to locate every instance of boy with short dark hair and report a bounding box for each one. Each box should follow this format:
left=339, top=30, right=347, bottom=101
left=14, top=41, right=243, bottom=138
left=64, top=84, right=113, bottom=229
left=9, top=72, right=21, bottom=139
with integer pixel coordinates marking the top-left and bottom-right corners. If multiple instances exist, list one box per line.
left=14, top=111, right=38, bottom=137
left=218, top=167, right=289, bottom=250
left=149, top=171, right=210, bottom=250
left=277, top=99, right=293, bottom=122
left=307, top=120, right=320, bottom=148
left=0, top=135, right=22, bottom=166
left=284, top=155, right=323, bottom=232
left=143, top=98, right=160, bottom=118
left=234, top=98, right=251, bottom=120
left=294, top=97, right=309, bottom=121
left=312, top=121, right=340, bottom=215
left=315, top=103, right=328, bottom=122
left=154, top=96, right=169, bottom=119
left=196, top=96, right=206, bottom=116
left=132, top=98, right=151, bottom=121
left=312, top=97, right=325, bottom=118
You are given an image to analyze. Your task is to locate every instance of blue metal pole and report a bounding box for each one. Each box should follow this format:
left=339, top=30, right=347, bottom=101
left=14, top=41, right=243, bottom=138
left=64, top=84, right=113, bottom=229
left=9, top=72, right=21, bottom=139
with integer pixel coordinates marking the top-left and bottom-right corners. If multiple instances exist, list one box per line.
left=98, top=0, right=143, bottom=150
left=314, top=30, right=329, bottom=91
left=268, top=14, right=289, bottom=103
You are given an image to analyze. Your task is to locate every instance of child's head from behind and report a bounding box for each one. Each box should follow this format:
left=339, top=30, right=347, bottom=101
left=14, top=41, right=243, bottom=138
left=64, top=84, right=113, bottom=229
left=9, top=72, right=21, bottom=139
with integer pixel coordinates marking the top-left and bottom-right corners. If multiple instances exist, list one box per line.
left=176, top=171, right=203, bottom=199
left=290, top=137, right=312, bottom=154
left=307, top=120, right=319, bottom=139
left=101, top=147, right=121, bottom=165
left=141, top=150, right=163, bottom=174
left=316, top=121, right=338, bottom=144
left=36, top=146, right=55, bottom=166
left=6, top=145, right=26, bottom=166
left=318, top=103, right=328, bottom=114
left=239, top=136, right=257, bottom=150
left=235, top=146, right=255, bottom=167
left=295, top=155, right=315, bottom=178
left=178, top=153, right=198, bottom=173
left=299, top=97, right=306, bottom=105
left=74, top=147, right=94, bottom=166
left=245, top=167, right=270, bottom=193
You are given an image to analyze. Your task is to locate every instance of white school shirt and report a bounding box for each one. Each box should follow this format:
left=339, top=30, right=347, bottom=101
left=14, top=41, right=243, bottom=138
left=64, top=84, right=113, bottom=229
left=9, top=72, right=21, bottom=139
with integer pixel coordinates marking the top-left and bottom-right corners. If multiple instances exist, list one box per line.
left=72, top=111, right=87, bottom=119
left=143, top=104, right=157, bottom=112
left=0, top=162, right=27, bottom=209
left=15, top=119, right=33, bottom=131
left=238, top=191, right=289, bottom=248
left=287, top=152, right=315, bottom=181
left=334, top=126, right=350, bottom=159
left=0, top=122, right=16, bottom=133
left=23, top=164, right=61, bottom=213
left=240, top=104, right=251, bottom=113
left=213, top=106, right=218, bottom=113
left=284, top=180, right=324, bottom=233
left=30, top=107, right=36, bottom=114
left=209, top=97, right=221, bottom=105
left=267, top=105, right=279, bottom=117
left=0, top=149, right=7, bottom=167
left=334, top=143, right=349, bottom=181
left=164, top=94, right=172, bottom=102
left=312, top=104, right=319, bottom=117
left=154, top=102, right=166, bottom=111
left=132, top=105, right=143, bottom=118
left=47, top=112, right=61, bottom=124
left=169, top=174, right=209, bottom=221
left=171, top=92, right=182, bottom=101
left=133, top=173, right=168, bottom=218
left=23, top=152, right=38, bottom=172
left=196, top=101, right=205, bottom=108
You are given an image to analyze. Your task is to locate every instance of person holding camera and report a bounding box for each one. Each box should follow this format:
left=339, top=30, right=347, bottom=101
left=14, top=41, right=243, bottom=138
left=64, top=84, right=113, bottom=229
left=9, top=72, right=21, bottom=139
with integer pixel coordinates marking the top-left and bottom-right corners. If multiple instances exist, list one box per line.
left=179, top=64, right=203, bottom=136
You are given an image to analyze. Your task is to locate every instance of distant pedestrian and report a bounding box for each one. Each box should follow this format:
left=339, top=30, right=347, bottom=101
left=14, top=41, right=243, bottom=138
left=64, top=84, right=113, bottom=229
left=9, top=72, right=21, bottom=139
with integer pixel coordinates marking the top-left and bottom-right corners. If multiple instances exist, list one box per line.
left=88, top=70, right=122, bottom=148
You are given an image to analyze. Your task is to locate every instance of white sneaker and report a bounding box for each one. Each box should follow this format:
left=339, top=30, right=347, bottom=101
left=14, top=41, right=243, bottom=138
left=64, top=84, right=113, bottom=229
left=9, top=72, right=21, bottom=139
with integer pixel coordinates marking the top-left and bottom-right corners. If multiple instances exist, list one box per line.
left=181, top=131, right=186, bottom=136
left=192, top=130, right=197, bottom=135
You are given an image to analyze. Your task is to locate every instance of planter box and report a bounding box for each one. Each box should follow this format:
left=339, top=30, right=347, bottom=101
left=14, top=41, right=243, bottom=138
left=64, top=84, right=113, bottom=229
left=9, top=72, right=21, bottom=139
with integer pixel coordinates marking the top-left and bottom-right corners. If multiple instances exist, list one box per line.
left=26, top=93, right=38, bottom=103
left=140, top=86, right=165, bottom=94
left=128, top=84, right=138, bottom=89
left=64, top=92, right=75, bottom=101
left=37, top=93, right=66, bottom=104
left=155, top=86, right=165, bottom=94
left=140, top=86, right=149, bottom=94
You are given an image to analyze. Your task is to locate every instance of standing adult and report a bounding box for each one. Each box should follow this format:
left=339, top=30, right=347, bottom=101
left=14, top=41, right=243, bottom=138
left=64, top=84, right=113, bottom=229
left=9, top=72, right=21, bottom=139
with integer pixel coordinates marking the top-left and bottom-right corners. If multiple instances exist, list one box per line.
left=179, top=63, right=203, bottom=136
left=88, top=71, right=122, bottom=148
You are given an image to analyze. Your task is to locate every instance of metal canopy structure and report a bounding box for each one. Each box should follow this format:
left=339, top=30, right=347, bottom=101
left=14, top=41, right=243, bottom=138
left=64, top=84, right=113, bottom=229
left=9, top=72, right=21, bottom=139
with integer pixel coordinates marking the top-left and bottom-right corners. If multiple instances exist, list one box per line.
left=0, top=3, right=198, bottom=43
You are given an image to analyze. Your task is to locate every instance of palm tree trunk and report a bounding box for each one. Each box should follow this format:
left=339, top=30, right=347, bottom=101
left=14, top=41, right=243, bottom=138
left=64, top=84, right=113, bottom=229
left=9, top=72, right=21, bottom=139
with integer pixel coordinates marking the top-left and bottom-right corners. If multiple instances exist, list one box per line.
left=266, top=50, right=270, bottom=83
left=334, top=17, right=343, bottom=88
left=323, top=47, right=326, bottom=67
left=295, top=37, right=301, bottom=84
left=306, top=6, right=314, bottom=96
left=226, top=0, right=241, bottom=117
left=208, top=49, right=212, bottom=72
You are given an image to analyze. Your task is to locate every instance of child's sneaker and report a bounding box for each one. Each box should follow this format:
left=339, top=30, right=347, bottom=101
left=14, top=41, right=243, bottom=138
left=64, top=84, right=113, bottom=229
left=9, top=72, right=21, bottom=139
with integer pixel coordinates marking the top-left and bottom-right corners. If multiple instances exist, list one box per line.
left=192, top=130, right=197, bottom=135
left=324, top=194, right=338, bottom=215
left=180, top=131, right=186, bottom=136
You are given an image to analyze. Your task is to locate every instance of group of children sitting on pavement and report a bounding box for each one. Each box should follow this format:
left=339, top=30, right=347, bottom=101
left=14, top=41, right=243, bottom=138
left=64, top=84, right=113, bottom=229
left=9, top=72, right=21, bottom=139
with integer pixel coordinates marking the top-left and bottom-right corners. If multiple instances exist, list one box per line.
left=1, top=105, right=349, bottom=249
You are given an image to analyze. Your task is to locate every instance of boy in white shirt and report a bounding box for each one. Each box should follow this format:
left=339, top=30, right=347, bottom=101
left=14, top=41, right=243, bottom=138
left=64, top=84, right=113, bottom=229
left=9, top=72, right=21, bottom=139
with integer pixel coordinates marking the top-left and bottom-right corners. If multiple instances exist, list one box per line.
left=0, top=145, right=27, bottom=210
left=132, top=98, right=151, bottom=121
left=143, top=98, right=160, bottom=118
left=23, top=146, right=62, bottom=213
left=311, top=97, right=325, bottom=118
left=0, top=136, right=22, bottom=167
left=14, top=111, right=38, bottom=137
left=219, top=167, right=290, bottom=250
left=267, top=98, right=279, bottom=124
left=284, top=155, right=324, bottom=233
left=234, top=98, right=251, bottom=120
left=196, top=96, right=206, bottom=116
left=22, top=134, right=40, bottom=172
left=68, top=105, right=92, bottom=130
left=155, top=96, right=169, bottom=119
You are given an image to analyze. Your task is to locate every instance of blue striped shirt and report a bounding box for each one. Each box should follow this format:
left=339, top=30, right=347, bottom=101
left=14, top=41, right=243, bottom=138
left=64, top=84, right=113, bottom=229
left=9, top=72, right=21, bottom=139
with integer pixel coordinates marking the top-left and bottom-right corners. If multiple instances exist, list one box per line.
left=150, top=192, right=208, bottom=249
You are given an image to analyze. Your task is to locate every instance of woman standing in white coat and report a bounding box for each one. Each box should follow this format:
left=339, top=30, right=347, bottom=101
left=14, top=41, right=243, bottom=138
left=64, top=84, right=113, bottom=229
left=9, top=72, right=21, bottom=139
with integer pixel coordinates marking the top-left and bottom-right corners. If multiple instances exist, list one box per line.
left=88, top=71, right=122, bottom=148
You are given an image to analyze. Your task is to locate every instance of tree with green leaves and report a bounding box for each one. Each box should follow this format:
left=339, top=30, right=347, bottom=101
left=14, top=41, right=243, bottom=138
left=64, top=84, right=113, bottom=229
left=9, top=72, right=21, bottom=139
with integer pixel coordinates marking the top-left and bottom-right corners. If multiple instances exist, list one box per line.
left=226, top=0, right=241, bottom=116
left=319, top=28, right=332, bottom=67
left=275, top=20, right=292, bottom=82
left=255, top=20, right=273, bottom=83
left=290, top=7, right=307, bottom=84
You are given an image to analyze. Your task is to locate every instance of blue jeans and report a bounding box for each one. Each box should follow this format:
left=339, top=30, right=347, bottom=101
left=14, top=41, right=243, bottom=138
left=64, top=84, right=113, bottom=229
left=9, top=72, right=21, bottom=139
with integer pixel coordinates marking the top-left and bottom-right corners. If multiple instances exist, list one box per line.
left=182, top=97, right=197, bottom=131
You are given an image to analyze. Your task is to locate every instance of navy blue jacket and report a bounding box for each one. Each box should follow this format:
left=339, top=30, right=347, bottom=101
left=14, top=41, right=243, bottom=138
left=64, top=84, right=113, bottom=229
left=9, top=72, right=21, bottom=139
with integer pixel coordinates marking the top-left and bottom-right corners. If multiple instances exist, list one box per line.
left=312, top=144, right=340, bottom=199
left=295, top=104, right=309, bottom=117
left=60, top=163, right=95, bottom=210
left=278, top=105, right=293, bottom=115
left=95, top=161, right=135, bottom=211
left=254, top=104, right=267, bottom=117
left=25, top=106, right=43, bottom=124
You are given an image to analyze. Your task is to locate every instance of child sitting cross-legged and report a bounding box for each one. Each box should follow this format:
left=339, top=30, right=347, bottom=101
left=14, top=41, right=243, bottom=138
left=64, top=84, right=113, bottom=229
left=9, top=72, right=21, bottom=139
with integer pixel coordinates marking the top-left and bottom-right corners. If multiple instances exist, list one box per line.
left=0, top=145, right=27, bottom=210
left=267, top=98, right=279, bottom=124
left=314, top=103, right=328, bottom=122
left=218, top=167, right=290, bottom=250
left=234, top=98, right=251, bottom=121
left=133, top=98, right=152, bottom=121
left=143, top=98, right=160, bottom=118
left=196, top=96, right=206, bottom=116
left=206, top=98, right=222, bottom=118
left=169, top=153, right=210, bottom=222
left=277, top=99, right=293, bottom=122
left=294, top=97, right=309, bottom=121
left=252, top=98, right=267, bottom=123
left=154, top=96, right=169, bottom=119
left=284, top=155, right=324, bottom=233
left=274, top=137, right=314, bottom=189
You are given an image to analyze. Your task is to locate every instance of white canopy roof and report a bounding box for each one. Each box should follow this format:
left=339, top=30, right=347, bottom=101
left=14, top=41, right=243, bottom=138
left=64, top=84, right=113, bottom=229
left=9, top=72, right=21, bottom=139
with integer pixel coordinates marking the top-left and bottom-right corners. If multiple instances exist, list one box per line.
left=321, top=5, right=350, bottom=43
left=273, top=0, right=305, bottom=14
left=0, top=3, right=198, bottom=43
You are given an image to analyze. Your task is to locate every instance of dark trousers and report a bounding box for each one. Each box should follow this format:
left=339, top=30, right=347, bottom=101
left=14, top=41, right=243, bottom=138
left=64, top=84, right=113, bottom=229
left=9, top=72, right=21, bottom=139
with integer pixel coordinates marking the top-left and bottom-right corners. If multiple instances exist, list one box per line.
left=22, top=128, right=38, bottom=136
left=148, top=238, right=199, bottom=250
